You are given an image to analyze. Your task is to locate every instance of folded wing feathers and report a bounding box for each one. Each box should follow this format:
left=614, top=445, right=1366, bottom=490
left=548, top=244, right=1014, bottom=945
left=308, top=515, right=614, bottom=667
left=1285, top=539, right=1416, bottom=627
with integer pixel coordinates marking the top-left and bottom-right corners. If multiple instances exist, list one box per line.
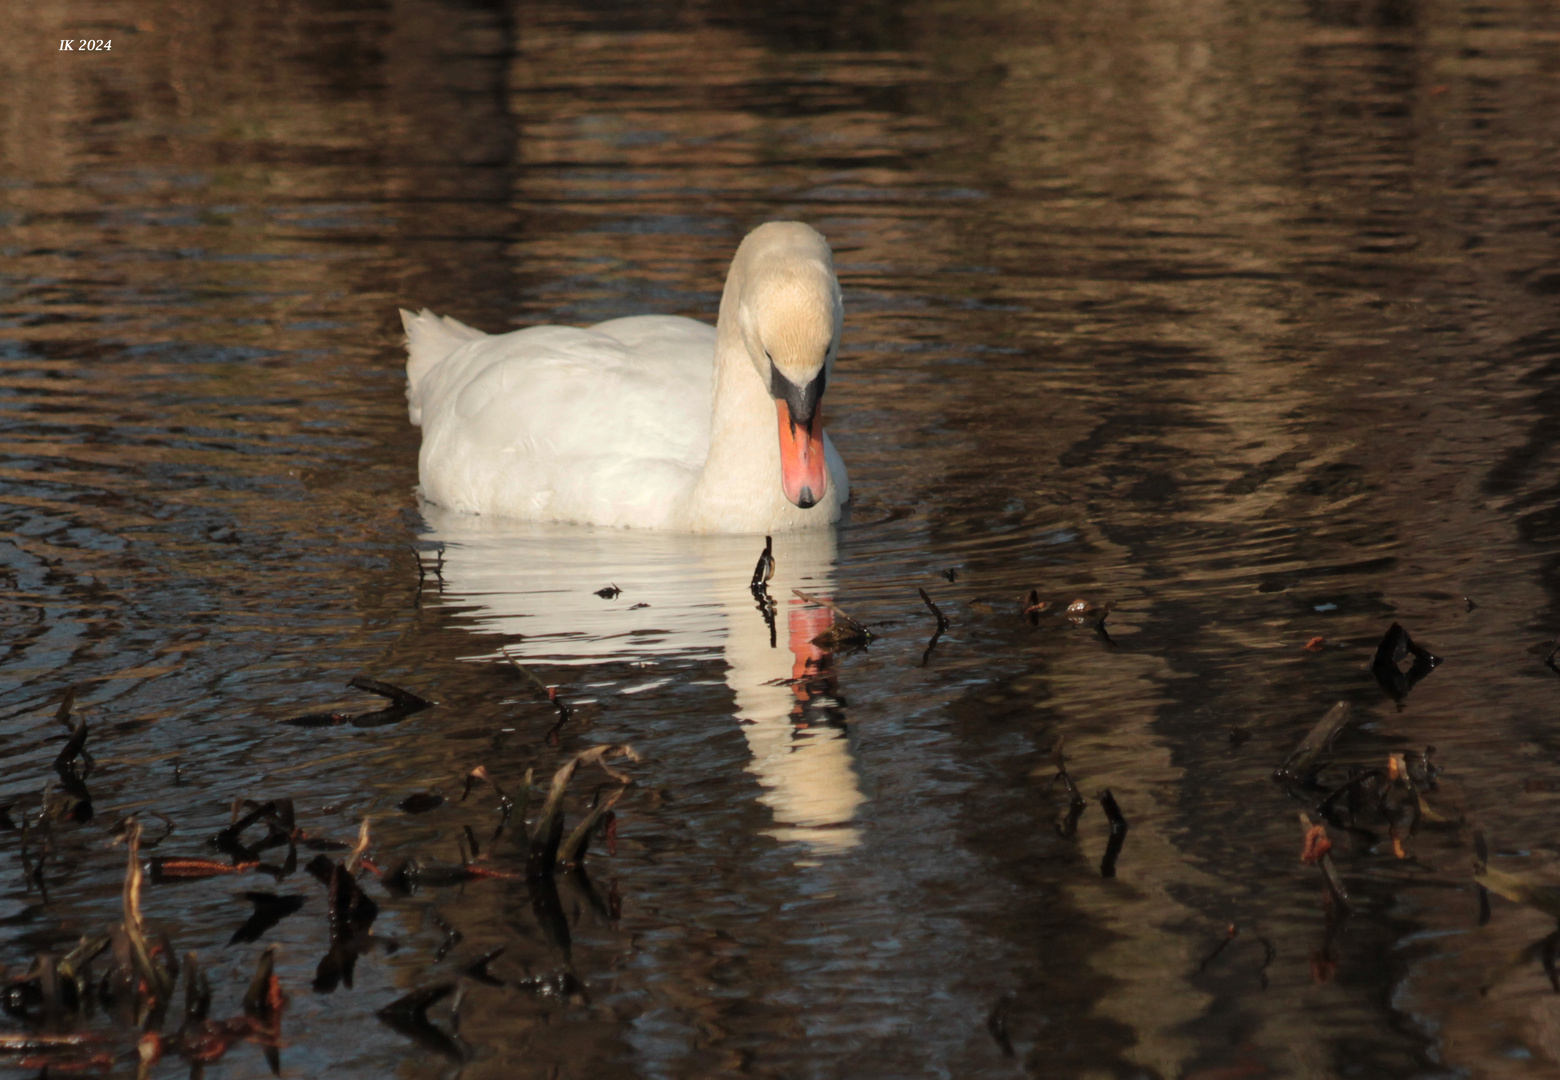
left=402, top=307, right=488, bottom=425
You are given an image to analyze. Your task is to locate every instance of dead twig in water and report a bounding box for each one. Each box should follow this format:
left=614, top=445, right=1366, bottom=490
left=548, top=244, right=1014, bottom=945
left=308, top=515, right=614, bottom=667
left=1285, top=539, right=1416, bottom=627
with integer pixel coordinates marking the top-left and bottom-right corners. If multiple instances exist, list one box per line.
left=918, top=588, right=948, bottom=632
left=398, top=791, right=445, bottom=814
left=458, top=765, right=530, bottom=846
left=571, top=743, right=639, bottom=785
left=53, top=686, right=77, bottom=731
left=50, top=687, right=96, bottom=818
left=1315, top=767, right=1385, bottom=825
left=1275, top=701, right=1352, bottom=784
left=556, top=787, right=625, bottom=869
left=505, top=649, right=549, bottom=692
left=1257, top=936, right=1276, bottom=984
left=1299, top=813, right=1350, bottom=912
left=986, top=992, right=1016, bottom=1058
left=385, top=859, right=520, bottom=892
left=1046, top=737, right=1087, bottom=838
left=54, top=720, right=90, bottom=774
left=751, top=535, right=774, bottom=590
left=376, top=981, right=464, bottom=1062
left=526, top=745, right=637, bottom=878
left=1094, top=602, right=1117, bottom=646
left=462, top=765, right=507, bottom=805
left=407, top=543, right=444, bottom=590
left=108, top=809, right=175, bottom=848
left=310, top=854, right=380, bottom=993
left=502, top=650, right=572, bottom=737
left=792, top=588, right=874, bottom=647
left=751, top=536, right=778, bottom=646
left=344, top=818, right=371, bottom=876
left=1195, top=923, right=1240, bottom=973
left=120, top=818, right=176, bottom=1013
left=348, top=676, right=432, bottom=712
left=243, top=946, right=286, bottom=1052
left=279, top=677, right=432, bottom=727
left=1371, top=622, right=1442, bottom=701
left=1381, top=753, right=1421, bottom=859
left=150, top=857, right=260, bottom=882
left=229, top=893, right=306, bottom=946
left=1099, top=790, right=1129, bottom=878
left=917, top=588, right=947, bottom=667
left=19, top=808, right=48, bottom=899
left=460, top=946, right=506, bottom=986
left=1021, top=589, right=1049, bottom=625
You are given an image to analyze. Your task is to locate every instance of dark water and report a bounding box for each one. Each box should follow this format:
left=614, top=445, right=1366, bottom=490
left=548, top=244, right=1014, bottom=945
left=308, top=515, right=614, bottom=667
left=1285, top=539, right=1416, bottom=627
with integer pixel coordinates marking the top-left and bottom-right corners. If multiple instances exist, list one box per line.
left=4, top=0, right=1560, bottom=1075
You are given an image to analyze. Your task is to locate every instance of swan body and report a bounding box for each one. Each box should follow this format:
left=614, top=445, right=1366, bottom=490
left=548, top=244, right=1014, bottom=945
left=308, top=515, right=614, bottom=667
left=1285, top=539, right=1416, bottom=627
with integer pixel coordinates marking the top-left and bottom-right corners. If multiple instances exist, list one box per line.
left=403, top=222, right=850, bottom=533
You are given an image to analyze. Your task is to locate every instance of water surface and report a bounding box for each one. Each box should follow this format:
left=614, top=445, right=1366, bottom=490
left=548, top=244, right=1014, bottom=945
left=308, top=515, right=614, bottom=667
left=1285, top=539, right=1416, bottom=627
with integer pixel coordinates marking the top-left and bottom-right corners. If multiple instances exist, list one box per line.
left=4, top=0, right=1560, bottom=1076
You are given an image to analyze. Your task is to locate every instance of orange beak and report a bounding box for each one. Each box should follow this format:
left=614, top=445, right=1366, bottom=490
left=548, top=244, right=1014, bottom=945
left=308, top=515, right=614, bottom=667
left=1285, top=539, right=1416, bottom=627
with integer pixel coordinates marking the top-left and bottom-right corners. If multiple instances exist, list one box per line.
left=776, top=399, right=828, bottom=509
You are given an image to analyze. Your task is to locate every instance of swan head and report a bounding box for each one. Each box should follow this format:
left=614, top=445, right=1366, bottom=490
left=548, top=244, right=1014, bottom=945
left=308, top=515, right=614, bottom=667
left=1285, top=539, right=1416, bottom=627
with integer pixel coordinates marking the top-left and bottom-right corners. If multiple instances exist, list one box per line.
left=733, top=223, right=843, bottom=510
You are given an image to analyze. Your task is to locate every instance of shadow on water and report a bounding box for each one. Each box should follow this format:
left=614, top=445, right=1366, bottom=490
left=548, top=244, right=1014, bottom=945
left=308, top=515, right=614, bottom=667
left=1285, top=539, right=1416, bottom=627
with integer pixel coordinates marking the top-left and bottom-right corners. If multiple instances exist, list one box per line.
left=4, top=0, right=1560, bottom=1074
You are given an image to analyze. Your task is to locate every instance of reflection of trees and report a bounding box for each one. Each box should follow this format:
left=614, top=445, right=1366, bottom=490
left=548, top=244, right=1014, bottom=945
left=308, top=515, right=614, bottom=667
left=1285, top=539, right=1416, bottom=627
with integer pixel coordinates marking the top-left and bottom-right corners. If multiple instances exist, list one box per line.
left=0, top=0, right=520, bottom=344
left=894, top=0, right=1560, bottom=1075
left=0, top=0, right=527, bottom=734
left=7, top=0, right=1560, bottom=1072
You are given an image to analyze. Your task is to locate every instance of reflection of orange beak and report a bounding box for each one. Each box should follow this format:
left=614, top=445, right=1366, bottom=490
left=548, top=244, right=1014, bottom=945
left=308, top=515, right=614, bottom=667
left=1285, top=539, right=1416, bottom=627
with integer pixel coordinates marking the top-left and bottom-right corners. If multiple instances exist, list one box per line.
left=776, top=400, right=828, bottom=509
left=789, top=602, right=835, bottom=715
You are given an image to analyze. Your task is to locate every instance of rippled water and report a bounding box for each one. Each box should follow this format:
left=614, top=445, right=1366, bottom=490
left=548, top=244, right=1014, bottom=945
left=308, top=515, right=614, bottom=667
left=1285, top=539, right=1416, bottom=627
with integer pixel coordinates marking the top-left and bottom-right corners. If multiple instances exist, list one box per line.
left=5, top=0, right=1560, bottom=1075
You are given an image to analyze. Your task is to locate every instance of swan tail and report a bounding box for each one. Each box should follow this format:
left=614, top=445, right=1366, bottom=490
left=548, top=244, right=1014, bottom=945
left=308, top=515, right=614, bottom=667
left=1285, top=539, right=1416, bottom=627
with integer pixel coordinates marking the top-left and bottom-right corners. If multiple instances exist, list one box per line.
left=402, top=308, right=486, bottom=425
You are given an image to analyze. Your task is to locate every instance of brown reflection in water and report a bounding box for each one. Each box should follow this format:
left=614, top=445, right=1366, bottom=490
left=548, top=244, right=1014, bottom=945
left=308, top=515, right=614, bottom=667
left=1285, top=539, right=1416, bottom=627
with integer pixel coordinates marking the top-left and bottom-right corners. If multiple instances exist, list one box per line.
left=889, top=0, right=1560, bottom=1075
left=0, top=0, right=519, bottom=711
left=4, top=0, right=1560, bottom=1075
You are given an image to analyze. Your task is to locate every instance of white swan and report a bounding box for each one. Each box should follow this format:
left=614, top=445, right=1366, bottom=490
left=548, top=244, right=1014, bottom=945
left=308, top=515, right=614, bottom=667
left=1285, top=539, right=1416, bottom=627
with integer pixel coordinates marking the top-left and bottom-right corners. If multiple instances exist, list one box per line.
left=402, top=222, right=850, bottom=533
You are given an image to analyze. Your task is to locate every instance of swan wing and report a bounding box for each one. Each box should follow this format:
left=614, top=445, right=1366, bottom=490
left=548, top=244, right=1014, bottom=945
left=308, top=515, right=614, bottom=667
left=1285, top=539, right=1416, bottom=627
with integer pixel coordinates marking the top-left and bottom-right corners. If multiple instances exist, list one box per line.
left=409, top=314, right=717, bottom=526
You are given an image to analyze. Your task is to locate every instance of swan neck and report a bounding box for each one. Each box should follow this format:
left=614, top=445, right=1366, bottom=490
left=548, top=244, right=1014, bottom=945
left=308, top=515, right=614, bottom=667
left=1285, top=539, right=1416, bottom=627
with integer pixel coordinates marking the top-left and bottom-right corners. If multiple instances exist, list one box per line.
left=680, top=261, right=784, bottom=525
left=680, top=225, right=842, bottom=532
left=707, top=278, right=774, bottom=477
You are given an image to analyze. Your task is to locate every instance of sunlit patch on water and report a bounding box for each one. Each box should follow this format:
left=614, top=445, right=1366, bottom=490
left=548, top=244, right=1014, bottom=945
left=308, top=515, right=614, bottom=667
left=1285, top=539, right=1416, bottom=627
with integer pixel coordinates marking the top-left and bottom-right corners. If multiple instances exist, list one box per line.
left=421, top=509, right=866, bottom=855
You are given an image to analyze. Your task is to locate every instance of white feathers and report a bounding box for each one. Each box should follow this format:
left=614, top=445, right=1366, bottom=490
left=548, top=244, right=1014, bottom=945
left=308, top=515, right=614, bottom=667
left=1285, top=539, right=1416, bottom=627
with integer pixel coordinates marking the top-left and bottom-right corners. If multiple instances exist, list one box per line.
left=402, top=308, right=486, bottom=424
left=402, top=222, right=849, bottom=533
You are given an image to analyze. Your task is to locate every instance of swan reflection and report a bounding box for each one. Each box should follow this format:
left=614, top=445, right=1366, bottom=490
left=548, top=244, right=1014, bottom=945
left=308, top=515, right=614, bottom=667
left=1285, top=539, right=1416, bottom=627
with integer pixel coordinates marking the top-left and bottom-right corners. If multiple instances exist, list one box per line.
left=419, top=507, right=864, bottom=854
